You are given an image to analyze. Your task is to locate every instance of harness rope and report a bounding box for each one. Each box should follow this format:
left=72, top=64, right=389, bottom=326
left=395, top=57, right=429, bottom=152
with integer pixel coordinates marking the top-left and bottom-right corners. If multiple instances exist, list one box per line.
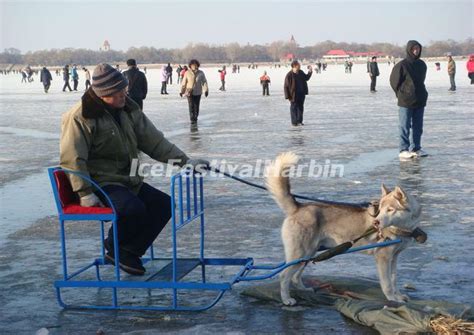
left=206, top=166, right=371, bottom=208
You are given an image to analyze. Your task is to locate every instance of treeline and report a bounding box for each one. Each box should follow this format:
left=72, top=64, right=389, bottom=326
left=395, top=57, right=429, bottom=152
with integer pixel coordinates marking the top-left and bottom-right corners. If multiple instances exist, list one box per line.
left=1, top=39, right=473, bottom=66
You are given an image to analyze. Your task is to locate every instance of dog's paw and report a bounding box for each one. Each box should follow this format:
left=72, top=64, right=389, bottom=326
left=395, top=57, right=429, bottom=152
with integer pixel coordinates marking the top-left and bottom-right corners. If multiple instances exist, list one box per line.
left=282, top=297, right=297, bottom=306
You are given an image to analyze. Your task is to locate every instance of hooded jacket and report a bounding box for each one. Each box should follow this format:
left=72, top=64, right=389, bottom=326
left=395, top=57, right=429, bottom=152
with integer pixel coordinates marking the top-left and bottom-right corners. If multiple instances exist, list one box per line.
left=60, top=88, right=189, bottom=197
left=389, top=40, right=428, bottom=109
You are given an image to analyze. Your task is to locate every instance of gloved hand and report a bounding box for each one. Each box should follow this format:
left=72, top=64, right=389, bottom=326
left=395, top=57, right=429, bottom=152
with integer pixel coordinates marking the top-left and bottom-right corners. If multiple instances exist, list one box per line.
left=80, top=193, right=104, bottom=207
left=186, top=158, right=210, bottom=173
left=179, top=93, right=183, bottom=98
left=204, top=91, right=209, bottom=98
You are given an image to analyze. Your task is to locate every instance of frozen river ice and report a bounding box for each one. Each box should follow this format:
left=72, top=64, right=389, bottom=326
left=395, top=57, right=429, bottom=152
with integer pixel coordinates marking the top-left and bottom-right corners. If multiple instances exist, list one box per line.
left=0, top=61, right=473, bottom=334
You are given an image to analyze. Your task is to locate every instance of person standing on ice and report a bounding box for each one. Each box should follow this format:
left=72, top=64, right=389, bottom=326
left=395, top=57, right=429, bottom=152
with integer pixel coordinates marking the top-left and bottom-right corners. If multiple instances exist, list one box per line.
left=180, top=59, right=209, bottom=124
left=21, top=69, right=28, bottom=83
left=284, top=60, right=313, bottom=126
left=166, top=63, right=173, bottom=85
left=390, top=40, right=428, bottom=160
left=447, top=54, right=456, bottom=91
left=218, top=66, right=227, bottom=91
left=40, top=66, right=52, bottom=93
left=123, top=59, right=148, bottom=109
left=176, top=65, right=183, bottom=84
left=160, top=66, right=169, bottom=95
left=369, top=56, right=380, bottom=92
left=467, top=54, right=474, bottom=84
left=260, top=71, right=271, bottom=96
left=71, top=65, right=79, bottom=91
left=60, top=63, right=209, bottom=275
left=83, top=67, right=91, bottom=91
left=62, top=65, right=72, bottom=92
left=180, top=65, right=187, bottom=83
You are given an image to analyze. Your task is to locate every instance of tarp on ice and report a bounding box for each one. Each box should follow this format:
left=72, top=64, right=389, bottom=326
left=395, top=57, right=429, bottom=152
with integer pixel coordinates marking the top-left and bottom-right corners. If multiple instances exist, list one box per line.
left=239, top=275, right=474, bottom=334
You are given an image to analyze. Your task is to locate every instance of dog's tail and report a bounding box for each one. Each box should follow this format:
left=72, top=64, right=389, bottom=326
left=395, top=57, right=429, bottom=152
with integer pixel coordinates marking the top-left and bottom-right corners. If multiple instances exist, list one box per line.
left=265, top=152, right=299, bottom=215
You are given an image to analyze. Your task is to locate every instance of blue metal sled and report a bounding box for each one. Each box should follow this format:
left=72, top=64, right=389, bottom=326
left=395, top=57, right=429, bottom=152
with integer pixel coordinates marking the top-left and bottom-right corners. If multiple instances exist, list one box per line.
left=48, top=167, right=401, bottom=311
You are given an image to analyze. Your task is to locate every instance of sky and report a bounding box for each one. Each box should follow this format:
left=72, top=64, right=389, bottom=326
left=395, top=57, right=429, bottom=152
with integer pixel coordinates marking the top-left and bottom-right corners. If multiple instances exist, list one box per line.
left=1, top=0, right=473, bottom=53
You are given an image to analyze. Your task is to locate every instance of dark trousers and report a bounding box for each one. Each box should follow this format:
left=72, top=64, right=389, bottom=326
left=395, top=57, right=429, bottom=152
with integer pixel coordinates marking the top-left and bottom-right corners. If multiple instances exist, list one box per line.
left=290, top=96, right=305, bottom=125
left=100, top=183, right=171, bottom=257
left=63, top=80, right=72, bottom=91
left=161, top=82, right=168, bottom=94
left=85, top=80, right=91, bottom=90
left=262, top=83, right=270, bottom=96
left=73, top=79, right=78, bottom=91
left=43, top=83, right=50, bottom=93
left=187, top=94, right=202, bottom=122
left=469, top=72, right=474, bottom=84
left=370, top=75, right=377, bottom=91
left=130, top=96, right=143, bottom=110
left=449, top=73, right=456, bottom=90
left=219, top=80, right=225, bottom=91
left=167, top=74, right=172, bottom=85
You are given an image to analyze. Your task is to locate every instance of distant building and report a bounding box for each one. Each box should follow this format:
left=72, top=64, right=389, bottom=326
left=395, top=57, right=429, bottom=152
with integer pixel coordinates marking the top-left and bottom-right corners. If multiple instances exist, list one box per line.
left=280, top=35, right=298, bottom=62
left=323, top=49, right=350, bottom=59
left=281, top=53, right=296, bottom=63
left=101, top=40, right=110, bottom=51
left=323, top=49, right=386, bottom=60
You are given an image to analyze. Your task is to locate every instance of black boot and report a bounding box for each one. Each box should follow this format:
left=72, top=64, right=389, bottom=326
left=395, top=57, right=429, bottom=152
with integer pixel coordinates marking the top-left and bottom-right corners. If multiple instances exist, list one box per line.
left=104, top=239, right=145, bottom=276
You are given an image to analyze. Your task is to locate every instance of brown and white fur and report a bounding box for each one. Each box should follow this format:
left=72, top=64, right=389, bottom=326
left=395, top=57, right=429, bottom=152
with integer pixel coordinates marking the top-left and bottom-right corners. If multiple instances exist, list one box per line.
left=265, top=152, right=421, bottom=306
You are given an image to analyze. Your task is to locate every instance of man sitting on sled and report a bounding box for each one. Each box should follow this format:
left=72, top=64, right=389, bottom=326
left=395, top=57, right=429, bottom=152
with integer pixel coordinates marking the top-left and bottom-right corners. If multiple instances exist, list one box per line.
left=60, top=63, right=208, bottom=275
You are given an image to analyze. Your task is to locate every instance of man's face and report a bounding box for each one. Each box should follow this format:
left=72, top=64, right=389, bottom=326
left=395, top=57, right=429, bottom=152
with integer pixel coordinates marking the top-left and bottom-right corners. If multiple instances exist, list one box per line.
left=292, top=63, right=301, bottom=72
left=101, top=88, right=127, bottom=109
left=190, top=64, right=198, bottom=71
left=411, top=45, right=421, bottom=57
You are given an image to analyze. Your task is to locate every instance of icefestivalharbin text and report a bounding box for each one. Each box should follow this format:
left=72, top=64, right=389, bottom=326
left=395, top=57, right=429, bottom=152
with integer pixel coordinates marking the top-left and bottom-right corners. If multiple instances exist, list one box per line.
left=129, top=159, right=345, bottom=179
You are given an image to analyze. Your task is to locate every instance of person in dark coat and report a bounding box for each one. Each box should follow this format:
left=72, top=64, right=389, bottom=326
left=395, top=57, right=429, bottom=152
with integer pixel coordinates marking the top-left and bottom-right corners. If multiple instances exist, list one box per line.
left=123, top=59, right=148, bottom=110
left=40, top=67, right=52, bottom=93
left=390, top=40, right=429, bottom=160
left=62, top=65, right=72, bottom=92
left=284, top=61, right=313, bottom=126
left=369, top=56, right=380, bottom=92
left=166, top=63, right=173, bottom=85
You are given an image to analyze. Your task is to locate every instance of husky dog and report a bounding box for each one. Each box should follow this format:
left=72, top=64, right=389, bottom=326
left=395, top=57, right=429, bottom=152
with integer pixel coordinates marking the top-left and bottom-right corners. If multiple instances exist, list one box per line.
left=265, top=152, right=422, bottom=306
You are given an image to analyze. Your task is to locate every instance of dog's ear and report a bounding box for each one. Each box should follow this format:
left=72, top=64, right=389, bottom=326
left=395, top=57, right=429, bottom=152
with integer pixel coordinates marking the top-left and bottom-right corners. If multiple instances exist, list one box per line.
left=381, top=183, right=390, bottom=197
left=393, top=186, right=407, bottom=201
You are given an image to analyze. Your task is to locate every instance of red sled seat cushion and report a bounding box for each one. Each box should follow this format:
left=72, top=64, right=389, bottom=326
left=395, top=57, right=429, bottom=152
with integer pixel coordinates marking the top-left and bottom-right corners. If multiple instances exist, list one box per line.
left=62, top=204, right=113, bottom=215
left=53, top=170, right=113, bottom=215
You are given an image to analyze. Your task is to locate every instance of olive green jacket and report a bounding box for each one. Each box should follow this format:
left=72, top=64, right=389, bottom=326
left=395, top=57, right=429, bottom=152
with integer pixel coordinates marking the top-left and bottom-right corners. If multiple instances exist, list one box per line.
left=60, top=88, right=189, bottom=197
left=447, top=58, right=456, bottom=75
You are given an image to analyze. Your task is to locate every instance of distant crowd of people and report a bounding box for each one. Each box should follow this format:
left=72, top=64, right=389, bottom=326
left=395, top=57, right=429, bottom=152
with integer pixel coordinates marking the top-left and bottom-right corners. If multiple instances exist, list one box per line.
left=3, top=43, right=473, bottom=161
